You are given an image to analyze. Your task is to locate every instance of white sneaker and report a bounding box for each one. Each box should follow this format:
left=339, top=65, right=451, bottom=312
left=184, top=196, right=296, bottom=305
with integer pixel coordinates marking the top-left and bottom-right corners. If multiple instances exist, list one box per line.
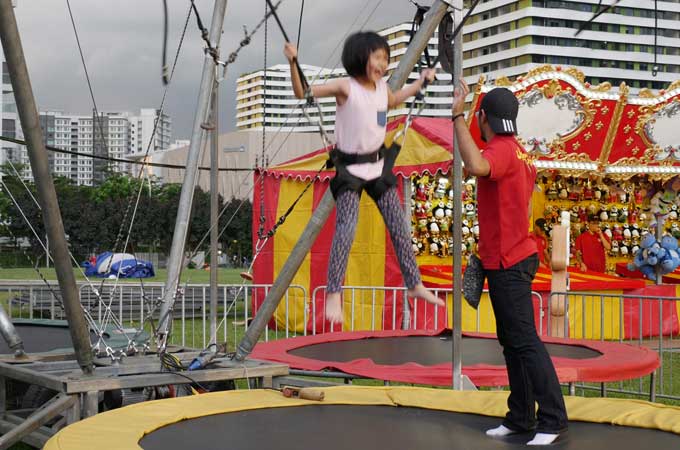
left=486, top=425, right=518, bottom=437
left=527, top=433, right=559, bottom=445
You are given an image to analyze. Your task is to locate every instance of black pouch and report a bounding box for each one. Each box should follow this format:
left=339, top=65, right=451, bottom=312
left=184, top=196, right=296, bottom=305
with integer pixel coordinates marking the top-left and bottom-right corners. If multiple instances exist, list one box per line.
left=463, top=253, right=485, bottom=309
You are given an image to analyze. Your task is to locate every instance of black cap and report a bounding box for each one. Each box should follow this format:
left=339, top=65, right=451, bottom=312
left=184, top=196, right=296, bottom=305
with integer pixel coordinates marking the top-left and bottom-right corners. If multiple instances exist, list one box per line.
left=480, top=87, right=518, bottom=135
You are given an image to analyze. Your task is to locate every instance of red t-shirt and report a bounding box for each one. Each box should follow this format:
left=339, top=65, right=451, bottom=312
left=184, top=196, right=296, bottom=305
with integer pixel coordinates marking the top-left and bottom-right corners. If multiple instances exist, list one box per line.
left=477, top=135, right=537, bottom=269
left=531, top=233, right=548, bottom=266
left=575, top=231, right=609, bottom=273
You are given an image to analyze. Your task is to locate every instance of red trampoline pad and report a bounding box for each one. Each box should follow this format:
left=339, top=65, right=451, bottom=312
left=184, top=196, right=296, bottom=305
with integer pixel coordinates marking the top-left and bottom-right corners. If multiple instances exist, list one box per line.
left=252, top=329, right=659, bottom=387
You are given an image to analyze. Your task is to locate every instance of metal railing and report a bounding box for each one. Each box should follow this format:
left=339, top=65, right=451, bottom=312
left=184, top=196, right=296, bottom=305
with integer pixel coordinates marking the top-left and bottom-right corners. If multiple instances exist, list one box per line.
left=2, top=281, right=678, bottom=401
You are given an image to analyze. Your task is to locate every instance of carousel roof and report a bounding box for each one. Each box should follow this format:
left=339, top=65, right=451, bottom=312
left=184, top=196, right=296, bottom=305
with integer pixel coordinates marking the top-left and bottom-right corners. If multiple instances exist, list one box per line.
left=469, top=65, right=680, bottom=180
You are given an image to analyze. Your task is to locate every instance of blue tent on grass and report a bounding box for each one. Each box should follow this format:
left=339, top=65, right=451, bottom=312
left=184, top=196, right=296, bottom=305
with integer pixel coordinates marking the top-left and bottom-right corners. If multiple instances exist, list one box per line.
left=83, top=252, right=155, bottom=279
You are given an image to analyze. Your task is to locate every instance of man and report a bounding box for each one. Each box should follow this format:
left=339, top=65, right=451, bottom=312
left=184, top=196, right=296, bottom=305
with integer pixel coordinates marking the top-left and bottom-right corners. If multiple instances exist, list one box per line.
left=532, top=218, right=550, bottom=267
left=575, top=215, right=611, bottom=272
left=451, top=80, right=568, bottom=445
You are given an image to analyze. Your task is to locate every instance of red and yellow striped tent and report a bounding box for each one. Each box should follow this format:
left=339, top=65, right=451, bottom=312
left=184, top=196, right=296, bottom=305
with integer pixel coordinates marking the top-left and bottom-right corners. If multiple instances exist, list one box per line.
left=252, top=116, right=454, bottom=333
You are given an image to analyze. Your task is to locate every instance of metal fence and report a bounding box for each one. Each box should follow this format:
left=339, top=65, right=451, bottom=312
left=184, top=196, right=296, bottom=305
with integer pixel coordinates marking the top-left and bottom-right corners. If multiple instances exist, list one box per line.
left=547, top=291, right=679, bottom=402
left=1, top=281, right=678, bottom=401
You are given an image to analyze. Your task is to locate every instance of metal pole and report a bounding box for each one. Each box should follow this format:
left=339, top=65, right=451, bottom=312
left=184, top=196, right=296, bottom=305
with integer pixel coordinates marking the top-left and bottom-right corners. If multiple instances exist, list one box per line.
left=0, top=0, right=93, bottom=374
left=451, top=0, right=464, bottom=390
left=0, top=303, right=23, bottom=357
left=234, top=0, right=451, bottom=361
left=209, top=80, right=219, bottom=347
left=157, top=0, right=229, bottom=349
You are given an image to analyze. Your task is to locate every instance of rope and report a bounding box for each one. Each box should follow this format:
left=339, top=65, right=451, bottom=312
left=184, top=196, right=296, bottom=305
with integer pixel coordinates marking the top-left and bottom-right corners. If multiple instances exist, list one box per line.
left=183, top=0, right=385, bottom=278
left=264, top=0, right=309, bottom=92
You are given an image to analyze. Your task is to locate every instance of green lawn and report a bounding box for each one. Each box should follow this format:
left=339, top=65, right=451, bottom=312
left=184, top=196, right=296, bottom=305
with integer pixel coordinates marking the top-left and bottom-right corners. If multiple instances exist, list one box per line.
left=0, top=267, right=247, bottom=284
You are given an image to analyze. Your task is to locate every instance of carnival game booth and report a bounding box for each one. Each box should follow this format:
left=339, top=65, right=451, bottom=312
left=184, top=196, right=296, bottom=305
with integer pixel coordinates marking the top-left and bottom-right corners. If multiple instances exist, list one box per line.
left=252, top=116, right=453, bottom=334
left=455, top=66, right=680, bottom=339
left=462, top=66, right=680, bottom=274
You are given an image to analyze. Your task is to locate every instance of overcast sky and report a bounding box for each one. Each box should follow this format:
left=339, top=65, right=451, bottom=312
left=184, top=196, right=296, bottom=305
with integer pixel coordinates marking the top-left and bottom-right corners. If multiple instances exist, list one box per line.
left=10, top=0, right=420, bottom=139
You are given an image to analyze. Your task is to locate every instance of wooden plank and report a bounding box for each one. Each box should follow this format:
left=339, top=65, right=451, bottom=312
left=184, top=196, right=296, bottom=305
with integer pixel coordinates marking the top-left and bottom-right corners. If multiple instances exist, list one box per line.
left=0, top=415, right=54, bottom=449
left=0, top=363, right=64, bottom=392
left=83, top=392, right=98, bottom=418
left=64, top=364, right=289, bottom=393
left=0, top=394, right=76, bottom=450
left=0, top=376, right=5, bottom=414
left=65, top=397, right=80, bottom=425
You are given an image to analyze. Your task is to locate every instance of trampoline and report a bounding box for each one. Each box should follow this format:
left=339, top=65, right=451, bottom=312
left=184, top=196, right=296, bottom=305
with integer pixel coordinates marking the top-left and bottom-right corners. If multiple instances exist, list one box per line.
left=0, top=319, right=148, bottom=356
left=44, top=386, right=680, bottom=449
left=251, top=329, right=659, bottom=386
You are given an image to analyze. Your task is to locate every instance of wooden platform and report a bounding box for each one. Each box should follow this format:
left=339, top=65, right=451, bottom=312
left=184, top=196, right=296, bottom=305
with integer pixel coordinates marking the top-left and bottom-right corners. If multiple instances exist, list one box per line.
left=0, top=352, right=289, bottom=449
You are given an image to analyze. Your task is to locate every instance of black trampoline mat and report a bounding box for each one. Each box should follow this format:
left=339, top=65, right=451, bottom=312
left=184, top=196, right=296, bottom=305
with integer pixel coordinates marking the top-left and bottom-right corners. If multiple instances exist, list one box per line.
left=289, top=336, right=601, bottom=366
left=0, top=324, right=98, bottom=354
left=139, top=405, right=680, bottom=450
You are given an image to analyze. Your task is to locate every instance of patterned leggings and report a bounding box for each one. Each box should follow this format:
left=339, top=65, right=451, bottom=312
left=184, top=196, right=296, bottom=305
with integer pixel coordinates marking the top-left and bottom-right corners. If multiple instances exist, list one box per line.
left=326, top=186, right=421, bottom=293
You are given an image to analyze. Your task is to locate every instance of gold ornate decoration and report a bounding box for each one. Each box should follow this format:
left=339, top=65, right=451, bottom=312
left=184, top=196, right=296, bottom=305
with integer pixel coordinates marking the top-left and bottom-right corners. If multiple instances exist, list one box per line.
left=494, top=76, right=513, bottom=87
left=516, top=78, right=601, bottom=160
left=526, top=65, right=557, bottom=78
left=584, top=132, right=592, bottom=141
left=589, top=81, right=612, bottom=92
left=668, top=80, right=680, bottom=92
left=623, top=124, right=631, bottom=134
left=634, top=99, right=679, bottom=162
left=625, top=137, right=634, bottom=146
left=602, top=106, right=610, bottom=115
left=573, top=141, right=582, bottom=150
left=595, top=121, right=604, bottom=130
left=632, top=146, right=640, bottom=155
left=598, top=83, right=628, bottom=166
left=638, top=88, right=657, bottom=99
left=466, top=75, right=486, bottom=128
left=564, top=67, right=586, bottom=83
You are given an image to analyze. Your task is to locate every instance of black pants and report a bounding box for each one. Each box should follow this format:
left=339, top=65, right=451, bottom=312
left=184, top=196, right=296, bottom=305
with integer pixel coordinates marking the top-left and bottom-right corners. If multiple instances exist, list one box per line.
left=485, top=254, right=568, bottom=434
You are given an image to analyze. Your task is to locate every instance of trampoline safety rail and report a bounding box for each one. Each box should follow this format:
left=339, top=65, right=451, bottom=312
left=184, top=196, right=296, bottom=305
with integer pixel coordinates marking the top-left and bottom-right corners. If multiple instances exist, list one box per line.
left=0, top=282, right=678, bottom=401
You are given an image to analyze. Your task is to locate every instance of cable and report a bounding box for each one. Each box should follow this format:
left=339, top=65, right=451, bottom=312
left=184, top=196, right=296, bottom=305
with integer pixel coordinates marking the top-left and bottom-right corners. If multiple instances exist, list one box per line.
left=296, top=0, right=305, bottom=49
left=0, top=135, right=251, bottom=172
left=652, top=0, right=659, bottom=77
left=65, top=0, right=110, bottom=175
left=162, top=0, right=170, bottom=85
left=575, top=1, right=621, bottom=36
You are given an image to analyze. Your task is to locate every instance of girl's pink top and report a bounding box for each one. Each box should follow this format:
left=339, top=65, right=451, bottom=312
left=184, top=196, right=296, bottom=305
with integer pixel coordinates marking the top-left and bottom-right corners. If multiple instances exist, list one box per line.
left=334, top=77, right=388, bottom=181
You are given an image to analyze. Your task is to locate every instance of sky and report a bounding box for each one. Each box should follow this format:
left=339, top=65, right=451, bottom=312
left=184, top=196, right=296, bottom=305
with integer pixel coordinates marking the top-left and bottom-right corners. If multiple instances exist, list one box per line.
left=9, top=0, right=421, bottom=139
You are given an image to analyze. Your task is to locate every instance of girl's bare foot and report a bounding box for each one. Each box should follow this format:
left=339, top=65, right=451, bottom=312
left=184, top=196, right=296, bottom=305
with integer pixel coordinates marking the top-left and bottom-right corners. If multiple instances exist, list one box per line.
left=325, top=292, right=344, bottom=324
left=407, top=283, right=445, bottom=306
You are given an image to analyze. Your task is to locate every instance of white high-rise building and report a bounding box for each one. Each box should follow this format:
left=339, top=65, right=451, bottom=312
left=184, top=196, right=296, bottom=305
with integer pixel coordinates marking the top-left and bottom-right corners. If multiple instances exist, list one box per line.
left=236, top=3, right=680, bottom=131
left=1, top=48, right=22, bottom=171
left=236, top=64, right=345, bottom=132
left=462, top=0, right=680, bottom=91
left=234, top=25, right=455, bottom=131
left=129, top=108, right=171, bottom=154
left=37, top=112, right=94, bottom=185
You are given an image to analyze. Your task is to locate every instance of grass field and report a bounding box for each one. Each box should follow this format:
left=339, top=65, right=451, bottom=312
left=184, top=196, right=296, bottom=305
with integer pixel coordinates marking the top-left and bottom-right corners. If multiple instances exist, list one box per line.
left=0, top=267, right=248, bottom=284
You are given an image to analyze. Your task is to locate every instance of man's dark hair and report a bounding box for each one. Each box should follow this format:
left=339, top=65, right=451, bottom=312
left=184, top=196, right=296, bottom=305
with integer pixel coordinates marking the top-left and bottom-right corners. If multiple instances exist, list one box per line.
left=535, top=218, right=547, bottom=230
left=341, top=31, right=390, bottom=78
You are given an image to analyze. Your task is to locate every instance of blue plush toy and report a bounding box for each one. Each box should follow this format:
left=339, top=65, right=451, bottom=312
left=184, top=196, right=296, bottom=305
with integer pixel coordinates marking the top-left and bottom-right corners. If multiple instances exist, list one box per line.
left=630, top=233, right=680, bottom=281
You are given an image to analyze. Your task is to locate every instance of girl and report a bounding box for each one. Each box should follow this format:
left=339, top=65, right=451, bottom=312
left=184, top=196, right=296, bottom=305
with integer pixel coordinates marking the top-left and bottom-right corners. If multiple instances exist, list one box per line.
left=284, top=31, right=444, bottom=324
